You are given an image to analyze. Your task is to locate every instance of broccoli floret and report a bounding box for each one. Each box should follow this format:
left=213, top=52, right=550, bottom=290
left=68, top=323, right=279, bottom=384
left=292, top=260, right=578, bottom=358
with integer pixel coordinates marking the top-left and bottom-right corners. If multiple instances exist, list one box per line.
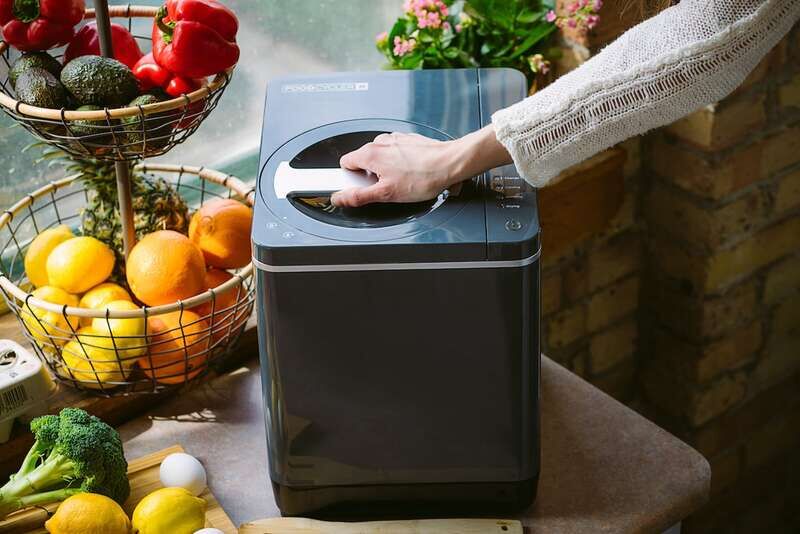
left=0, top=408, right=130, bottom=519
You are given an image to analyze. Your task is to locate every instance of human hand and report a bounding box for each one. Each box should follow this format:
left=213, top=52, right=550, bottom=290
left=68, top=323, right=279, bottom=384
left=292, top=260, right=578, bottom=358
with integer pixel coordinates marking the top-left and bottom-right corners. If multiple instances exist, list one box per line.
left=330, top=125, right=512, bottom=208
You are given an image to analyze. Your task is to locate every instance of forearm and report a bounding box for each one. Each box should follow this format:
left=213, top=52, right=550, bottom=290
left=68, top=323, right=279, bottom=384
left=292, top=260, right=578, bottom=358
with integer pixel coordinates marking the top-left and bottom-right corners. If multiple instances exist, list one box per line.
left=446, top=125, right=513, bottom=187
left=492, top=0, right=800, bottom=187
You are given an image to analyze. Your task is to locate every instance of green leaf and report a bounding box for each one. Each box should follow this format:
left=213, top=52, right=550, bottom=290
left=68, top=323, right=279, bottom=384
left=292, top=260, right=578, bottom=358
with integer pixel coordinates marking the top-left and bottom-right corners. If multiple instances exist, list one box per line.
left=509, top=23, right=556, bottom=58
left=516, top=9, right=543, bottom=24
left=443, top=47, right=460, bottom=59
left=399, top=51, right=424, bottom=69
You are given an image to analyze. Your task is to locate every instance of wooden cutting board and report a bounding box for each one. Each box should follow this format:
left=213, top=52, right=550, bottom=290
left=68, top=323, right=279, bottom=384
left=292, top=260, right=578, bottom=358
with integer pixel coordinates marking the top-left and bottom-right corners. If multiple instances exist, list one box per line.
left=239, top=518, right=523, bottom=534
left=0, top=444, right=237, bottom=534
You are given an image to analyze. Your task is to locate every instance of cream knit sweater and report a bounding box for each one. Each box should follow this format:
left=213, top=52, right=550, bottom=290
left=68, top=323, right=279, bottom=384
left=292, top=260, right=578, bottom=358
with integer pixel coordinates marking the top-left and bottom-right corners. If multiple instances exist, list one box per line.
left=492, top=0, right=800, bottom=187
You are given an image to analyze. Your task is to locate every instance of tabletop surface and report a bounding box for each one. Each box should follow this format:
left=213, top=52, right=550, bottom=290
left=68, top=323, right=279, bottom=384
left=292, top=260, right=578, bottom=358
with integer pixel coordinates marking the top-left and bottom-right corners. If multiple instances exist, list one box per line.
left=119, top=355, right=710, bottom=533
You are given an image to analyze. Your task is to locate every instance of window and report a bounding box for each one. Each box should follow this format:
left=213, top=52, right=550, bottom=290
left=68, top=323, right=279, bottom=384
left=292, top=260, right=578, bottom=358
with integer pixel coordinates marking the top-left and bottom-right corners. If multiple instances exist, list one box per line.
left=0, top=0, right=399, bottom=208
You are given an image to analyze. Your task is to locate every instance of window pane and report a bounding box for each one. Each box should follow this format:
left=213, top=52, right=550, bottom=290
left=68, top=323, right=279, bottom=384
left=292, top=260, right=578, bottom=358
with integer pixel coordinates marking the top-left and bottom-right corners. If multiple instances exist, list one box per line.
left=0, top=0, right=399, bottom=208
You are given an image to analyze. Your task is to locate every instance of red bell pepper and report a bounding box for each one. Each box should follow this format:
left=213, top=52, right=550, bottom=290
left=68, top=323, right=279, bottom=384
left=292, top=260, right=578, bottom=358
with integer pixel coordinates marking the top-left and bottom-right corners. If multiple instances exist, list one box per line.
left=64, top=21, right=143, bottom=70
left=0, top=0, right=84, bottom=52
left=151, top=0, right=239, bottom=79
left=133, top=52, right=200, bottom=97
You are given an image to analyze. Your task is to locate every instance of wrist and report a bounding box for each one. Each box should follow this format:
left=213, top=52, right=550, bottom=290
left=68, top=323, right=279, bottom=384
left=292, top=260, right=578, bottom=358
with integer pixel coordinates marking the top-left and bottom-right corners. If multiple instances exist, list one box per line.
left=446, top=125, right=512, bottom=186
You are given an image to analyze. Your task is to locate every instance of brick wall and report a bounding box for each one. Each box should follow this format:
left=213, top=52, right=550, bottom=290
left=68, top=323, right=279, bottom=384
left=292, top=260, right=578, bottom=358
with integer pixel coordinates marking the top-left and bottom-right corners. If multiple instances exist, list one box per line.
left=639, top=27, right=800, bottom=533
left=539, top=11, right=800, bottom=533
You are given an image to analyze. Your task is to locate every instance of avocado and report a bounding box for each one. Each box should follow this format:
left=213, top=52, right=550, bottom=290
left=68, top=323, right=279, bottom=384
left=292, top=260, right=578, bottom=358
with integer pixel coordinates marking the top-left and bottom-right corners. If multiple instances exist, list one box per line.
left=122, top=94, right=175, bottom=154
left=69, top=105, right=114, bottom=143
left=14, top=67, right=69, bottom=109
left=60, top=56, right=139, bottom=108
left=9, top=52, right=62, bottom=89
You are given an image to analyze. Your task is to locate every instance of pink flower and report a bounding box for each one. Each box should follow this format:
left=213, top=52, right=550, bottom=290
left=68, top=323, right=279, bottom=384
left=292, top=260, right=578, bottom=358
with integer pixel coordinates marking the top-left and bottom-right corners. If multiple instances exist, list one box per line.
left=393, top=36, right=417, bottom=56
left=593, top=0, right=604, bottom=10
left=579, top=0, right=588, bottom=7
left=545, top=10, right=557, bottom=22
left=567, top=17, right=578, bottom=28
left=443, top=21, right=452, bottom=31
left=586, top=14, right=600, bottom=28
left=375, top=31, right=388, bottom=43
left=567, top=2, right=579, bottom=14
left=455, top=23, right=463, bottom=32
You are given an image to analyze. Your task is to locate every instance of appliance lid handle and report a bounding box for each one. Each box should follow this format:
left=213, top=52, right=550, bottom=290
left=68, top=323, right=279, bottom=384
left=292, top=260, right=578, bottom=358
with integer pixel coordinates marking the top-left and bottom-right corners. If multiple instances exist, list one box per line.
left=274, top=162, right=378, bottom=199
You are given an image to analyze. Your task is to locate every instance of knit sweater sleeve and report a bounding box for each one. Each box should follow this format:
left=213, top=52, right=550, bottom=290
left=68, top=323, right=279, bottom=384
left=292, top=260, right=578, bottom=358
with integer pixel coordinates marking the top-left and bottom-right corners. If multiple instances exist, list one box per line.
left=491, top=0, right=800, bottom=187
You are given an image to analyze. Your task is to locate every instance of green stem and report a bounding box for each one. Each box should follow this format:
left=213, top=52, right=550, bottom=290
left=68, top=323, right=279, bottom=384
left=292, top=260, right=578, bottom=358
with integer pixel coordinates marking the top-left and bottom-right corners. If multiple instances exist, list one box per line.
left=155, top=5, right=176, bottom=44
left=12, top=0, right=40, bottom=23
left=15, top=441, right=46, bottom=479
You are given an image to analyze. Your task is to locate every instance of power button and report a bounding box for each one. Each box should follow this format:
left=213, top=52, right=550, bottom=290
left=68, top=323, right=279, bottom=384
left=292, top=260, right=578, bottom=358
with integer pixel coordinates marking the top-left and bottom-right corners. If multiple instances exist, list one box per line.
left=505, top=219, right=523, bottom=231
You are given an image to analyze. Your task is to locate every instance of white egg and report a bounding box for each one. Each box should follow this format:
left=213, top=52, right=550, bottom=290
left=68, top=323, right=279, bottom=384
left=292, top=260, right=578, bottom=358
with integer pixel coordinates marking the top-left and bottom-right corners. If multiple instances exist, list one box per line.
left=159, top=452, right=207, bottom=496
left=194, top=529, right=224, bottom=534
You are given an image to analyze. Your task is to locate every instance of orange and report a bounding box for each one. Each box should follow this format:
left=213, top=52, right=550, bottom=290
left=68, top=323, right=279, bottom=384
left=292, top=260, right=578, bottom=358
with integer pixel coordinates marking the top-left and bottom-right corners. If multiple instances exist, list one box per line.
left=189, top=199, right=252, bottom=269
left=192, top=268, right=247, bottom=342
left=126, top=231, right=206, bottom=306
left=141, top=310, right=210, bottom=385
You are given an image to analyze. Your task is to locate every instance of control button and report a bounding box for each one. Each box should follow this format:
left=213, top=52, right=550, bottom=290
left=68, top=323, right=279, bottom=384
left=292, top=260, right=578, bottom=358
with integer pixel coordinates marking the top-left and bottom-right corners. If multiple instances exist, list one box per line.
left=505, top=219, right=523, bottom=231
left=266, top=222, right=278, bottom=229
left=500, top=202, right=521, bottom=209
left=282, top=231, right=295, bottom=239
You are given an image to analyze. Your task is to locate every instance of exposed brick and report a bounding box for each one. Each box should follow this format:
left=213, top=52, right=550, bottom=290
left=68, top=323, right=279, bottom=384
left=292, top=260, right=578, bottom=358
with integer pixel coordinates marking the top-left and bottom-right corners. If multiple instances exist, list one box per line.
left=778, top=72, right=800, bottom=110
left=709, top=447, right=741, bottom=497
left=762, top=126, right=800, bottom=177
left=763, top=253, right=800, bottom=305
left=694, top=322, right=762, bottom=383
left=569, top=351, right=589, bottom=379
left=563, top=259, right=588, bottom=303
left=619, top=137, right=641, bottom=179
left=751, top=299, right=800, bottom=394
left=687, top=372, right=747, bottom=427
left=589, top=318, right=637, bottom=374
left=587, top=231, right=642, bottom=291
left=745, top=409, right=800, bottom=470
left=540, top=148, right=626, bottom=257
left=592, top=188, right=638, bottom=243
left=691, top=372, right=800, bottom=457
left=587, top=276, right=640, bottom=333
left=654, top=217, right=800, bottom=293
left=545, top=304, right=586, bottom=349
left=542, top=270, right=562, bottom=315
left=645, top=274, right=759, bottom=341
left=592, top=358, right=636, bottom=402
left=705, top=214, right=799, bottom=288
left=653, top=322, right=761, bottom=384
left=645, top=181, right=769, bottom=249
left=649, top=135, right=763, bottom=200
left=775, top=167, right=800, bottom=215
left=666, top=93, right=766, bottom=151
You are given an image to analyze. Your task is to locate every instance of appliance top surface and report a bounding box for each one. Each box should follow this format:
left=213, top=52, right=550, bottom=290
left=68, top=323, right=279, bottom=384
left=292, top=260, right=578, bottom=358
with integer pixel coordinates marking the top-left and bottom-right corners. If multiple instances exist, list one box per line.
left=253, top=69, right=540, bottom=266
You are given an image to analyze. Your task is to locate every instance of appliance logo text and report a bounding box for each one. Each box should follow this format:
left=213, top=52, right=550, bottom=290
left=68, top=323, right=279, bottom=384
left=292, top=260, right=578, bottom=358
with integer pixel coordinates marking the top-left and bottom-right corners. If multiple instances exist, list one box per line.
left=281, top=82, right=369, bottom=93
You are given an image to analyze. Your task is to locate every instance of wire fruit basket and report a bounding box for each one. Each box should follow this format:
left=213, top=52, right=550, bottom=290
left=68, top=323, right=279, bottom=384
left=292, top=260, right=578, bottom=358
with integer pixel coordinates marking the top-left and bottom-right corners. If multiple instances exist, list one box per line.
left=0, top=164, right=255, bottom=396
left=0, top=5, right=233, bottom=162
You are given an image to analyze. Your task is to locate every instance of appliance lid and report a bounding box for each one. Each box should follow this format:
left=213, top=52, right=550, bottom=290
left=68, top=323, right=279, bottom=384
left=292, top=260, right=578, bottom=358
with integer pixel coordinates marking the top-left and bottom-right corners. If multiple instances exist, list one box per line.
left=254, top=118, right=492, bottom=267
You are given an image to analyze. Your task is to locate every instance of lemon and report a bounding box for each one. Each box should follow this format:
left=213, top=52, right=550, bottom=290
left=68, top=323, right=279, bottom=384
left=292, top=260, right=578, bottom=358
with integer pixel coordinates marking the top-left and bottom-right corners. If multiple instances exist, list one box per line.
left=24, top=225, right=74, bottom=288
left=132, top=487, right=206, bottom=534
left=46, top=236, right=115, bottom=294
left=90, top=300, right=147, bottom=357
left=21, top=286, right=80, bottom=347
left=59, top=328, right=133, bottom=389
left=79, top=283, right=132, bottom=327
left=44, top=492, right=130, bottom=534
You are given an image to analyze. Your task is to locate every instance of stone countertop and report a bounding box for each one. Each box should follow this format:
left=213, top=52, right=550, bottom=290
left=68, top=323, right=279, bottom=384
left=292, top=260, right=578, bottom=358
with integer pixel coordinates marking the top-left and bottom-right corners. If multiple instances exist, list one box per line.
left=119, top=356, right=710, bottom=533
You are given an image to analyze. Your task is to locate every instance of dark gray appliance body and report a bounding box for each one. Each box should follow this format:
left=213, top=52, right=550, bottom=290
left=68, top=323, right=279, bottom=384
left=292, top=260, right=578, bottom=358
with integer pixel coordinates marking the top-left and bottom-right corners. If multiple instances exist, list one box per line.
left=254, top=68, right=541, bottom=517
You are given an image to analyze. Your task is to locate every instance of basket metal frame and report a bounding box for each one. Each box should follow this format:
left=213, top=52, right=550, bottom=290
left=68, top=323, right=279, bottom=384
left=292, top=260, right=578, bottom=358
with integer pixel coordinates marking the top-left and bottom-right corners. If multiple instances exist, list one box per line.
left=0, top=165, right=256, bottom=396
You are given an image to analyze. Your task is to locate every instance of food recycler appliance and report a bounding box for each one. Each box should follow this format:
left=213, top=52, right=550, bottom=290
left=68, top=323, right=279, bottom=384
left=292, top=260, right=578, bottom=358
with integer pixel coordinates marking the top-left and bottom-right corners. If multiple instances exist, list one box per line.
left=253, top=68, right=541, bottom=516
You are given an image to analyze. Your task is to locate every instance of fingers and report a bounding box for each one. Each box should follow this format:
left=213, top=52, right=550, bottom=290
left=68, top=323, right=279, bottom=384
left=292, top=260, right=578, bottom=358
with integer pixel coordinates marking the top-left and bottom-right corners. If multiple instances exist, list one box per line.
left=339, top=143, right=375, bottom=171
left=331, top=183, right=393, bottom=208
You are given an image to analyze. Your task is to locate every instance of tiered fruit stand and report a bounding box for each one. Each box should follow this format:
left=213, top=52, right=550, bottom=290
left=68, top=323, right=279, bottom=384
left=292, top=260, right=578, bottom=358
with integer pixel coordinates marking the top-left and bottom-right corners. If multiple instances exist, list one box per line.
left=0, top=1, right=254, bottom=396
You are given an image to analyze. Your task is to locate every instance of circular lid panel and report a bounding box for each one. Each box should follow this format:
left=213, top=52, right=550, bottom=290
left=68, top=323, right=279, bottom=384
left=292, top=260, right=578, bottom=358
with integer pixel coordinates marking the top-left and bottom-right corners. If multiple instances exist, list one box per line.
left=259, top=118, right=469, bottom=243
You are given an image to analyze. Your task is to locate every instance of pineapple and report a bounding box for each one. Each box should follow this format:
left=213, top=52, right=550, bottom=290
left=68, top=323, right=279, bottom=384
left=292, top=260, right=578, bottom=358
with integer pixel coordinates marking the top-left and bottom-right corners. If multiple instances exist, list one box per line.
left=41, top=150, right=189, bottom=274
